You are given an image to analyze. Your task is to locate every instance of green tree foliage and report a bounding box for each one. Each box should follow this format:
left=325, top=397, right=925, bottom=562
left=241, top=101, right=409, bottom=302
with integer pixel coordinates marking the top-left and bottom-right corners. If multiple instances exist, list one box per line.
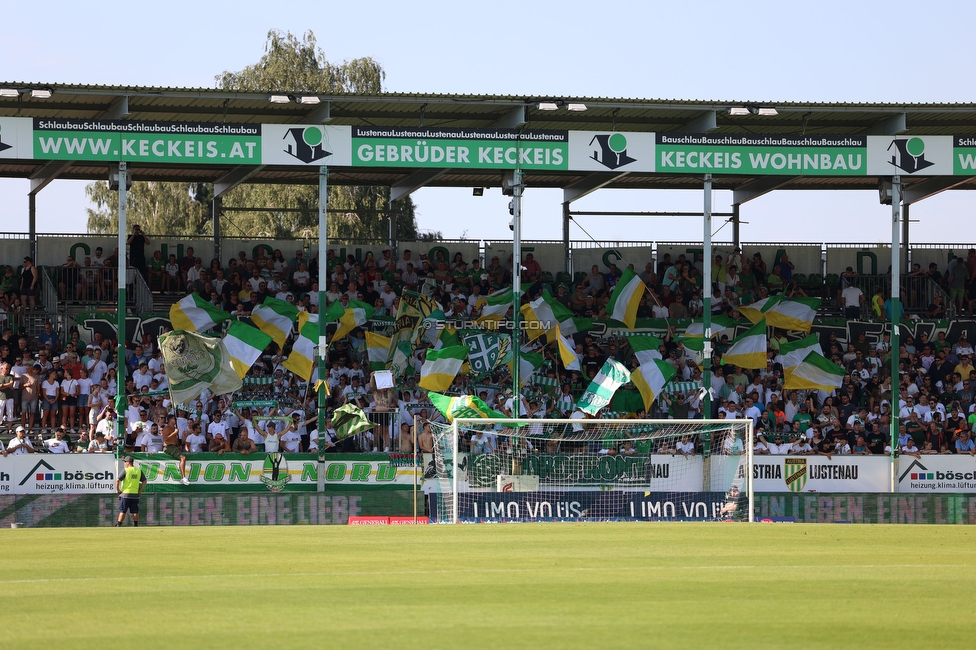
left=87, top=29, right=425, bottom=242
left=86, top=180, right=211, bottom=235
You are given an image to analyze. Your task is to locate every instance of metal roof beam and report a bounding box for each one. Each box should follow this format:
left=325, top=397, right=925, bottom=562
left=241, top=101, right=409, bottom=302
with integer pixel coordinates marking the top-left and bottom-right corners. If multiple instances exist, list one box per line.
left=866, top=112, right=907, bottom=135
left=391, top=169, right=449, bottom=202
left=903, top=177, right=969, bottom=205
left=563, top=172, right=631, bottom=203
left=214, top=165, right=264, bottom=197
left=29, top=161, right=73, bottom=195
left=673, top=110, right=717, bottom=133
left=733, top=176, right=795, bottom=205
left=489, top=106, right=527, bottom=129
left=302, top=101, right=331, bottom=124
left=102, top=95, right=129, bottom=119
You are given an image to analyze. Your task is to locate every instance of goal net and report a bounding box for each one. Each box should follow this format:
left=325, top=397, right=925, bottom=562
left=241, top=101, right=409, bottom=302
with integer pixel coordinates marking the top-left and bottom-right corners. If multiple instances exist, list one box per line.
left=428, top=418, right=753, bottom=523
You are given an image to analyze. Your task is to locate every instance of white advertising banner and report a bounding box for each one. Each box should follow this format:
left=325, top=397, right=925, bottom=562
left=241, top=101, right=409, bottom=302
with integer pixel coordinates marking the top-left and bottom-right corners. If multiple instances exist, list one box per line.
left=0, top=454, right=116, bottom=494
left=866, top=135, right=954, bottom=177
left=897, top=456, right=976, bottom=493
left=567, top=131, right=656, bottom=173
left=260, top=124, right=352, bottom=166
left=752, top=455, right=889, bottom=493
left=0, top=117, right=33, bottom=159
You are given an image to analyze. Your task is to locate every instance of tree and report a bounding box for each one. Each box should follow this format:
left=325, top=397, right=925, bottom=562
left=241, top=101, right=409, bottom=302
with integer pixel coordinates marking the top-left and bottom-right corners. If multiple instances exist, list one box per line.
left=86, top=181, right=211, bottom=235
left=217, top=29, right=422, bottom=242
left=87, top=29, right=428, bottom=243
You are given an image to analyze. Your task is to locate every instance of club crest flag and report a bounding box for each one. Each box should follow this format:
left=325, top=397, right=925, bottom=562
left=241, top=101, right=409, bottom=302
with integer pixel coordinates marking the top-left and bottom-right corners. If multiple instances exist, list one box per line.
left=577, top=358, right=632, bottom=415
left=465, top=333, right=511, bottom=376
left=158, top=329, right=241, bottom=405
left=169, top=293, right=231, bottom=333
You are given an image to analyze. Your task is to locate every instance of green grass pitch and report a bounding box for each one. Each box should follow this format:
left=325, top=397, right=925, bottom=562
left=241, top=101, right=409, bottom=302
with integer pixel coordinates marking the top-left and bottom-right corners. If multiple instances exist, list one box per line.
left=2, top=523, right=974, bottom=649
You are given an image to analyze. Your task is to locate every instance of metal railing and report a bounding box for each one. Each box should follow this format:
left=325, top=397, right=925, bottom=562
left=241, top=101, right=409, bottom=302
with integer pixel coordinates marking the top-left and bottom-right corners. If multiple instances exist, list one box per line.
left=39, top=266, right=58, bottom=314
left=132, top=270, right=154, bottom=315
left=840, top=274, right=951, bottom=315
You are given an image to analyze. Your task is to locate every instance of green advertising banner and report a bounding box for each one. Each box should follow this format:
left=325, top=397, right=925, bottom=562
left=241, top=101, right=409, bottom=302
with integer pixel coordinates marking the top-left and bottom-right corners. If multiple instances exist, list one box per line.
left=0, top=492, right=414, bottom=527
left=655, top=133, right=867, bottom=175
left=954, top=136, right=976, bottom=175
left=131, top=452, right=422, bottom=492
left=33, top=119, right=261, bottom=164
left=0, top=115, right=974, bottom=175
left=351, top=126, right=569, bottom=170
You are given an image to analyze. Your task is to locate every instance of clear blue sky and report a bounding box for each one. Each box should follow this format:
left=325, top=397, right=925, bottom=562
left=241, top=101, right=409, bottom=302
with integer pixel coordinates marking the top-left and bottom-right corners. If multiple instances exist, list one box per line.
left=2, top=0, right=974, bottom=245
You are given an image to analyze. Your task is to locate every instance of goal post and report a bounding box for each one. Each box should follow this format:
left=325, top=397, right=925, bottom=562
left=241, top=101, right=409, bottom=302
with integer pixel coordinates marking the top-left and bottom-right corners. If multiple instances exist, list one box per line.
left=430, top=418, right=753, bottom=524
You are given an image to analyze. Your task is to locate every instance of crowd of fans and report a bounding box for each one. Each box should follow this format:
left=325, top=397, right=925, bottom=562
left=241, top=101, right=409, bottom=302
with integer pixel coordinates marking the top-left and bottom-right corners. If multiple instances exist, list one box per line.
left=4, top=230, right=975, bottom=461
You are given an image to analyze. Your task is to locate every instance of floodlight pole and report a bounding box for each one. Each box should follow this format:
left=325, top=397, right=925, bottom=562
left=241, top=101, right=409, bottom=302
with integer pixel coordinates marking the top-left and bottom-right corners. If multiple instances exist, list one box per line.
left=115, top=163, right=128, bottom=455
left=317, top=166, right=329, bottom=493
left=889, top=176, right=901, bottom=493
left=702, top=175, right=713, bottom=419
left=511, top=168, right=524, bottom=410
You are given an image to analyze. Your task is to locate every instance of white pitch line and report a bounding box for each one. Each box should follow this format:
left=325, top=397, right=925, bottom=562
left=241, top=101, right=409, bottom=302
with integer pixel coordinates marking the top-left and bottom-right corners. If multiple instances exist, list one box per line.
left=0, top=564, right=969, bottom=585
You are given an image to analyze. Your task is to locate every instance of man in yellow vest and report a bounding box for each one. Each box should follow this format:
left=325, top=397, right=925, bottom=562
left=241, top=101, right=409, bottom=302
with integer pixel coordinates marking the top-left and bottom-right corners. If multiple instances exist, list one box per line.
left=115, top=456, right=147, bottom=527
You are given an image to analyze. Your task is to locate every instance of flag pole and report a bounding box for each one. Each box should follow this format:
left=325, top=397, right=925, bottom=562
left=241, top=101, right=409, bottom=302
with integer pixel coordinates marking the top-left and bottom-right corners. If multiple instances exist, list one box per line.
left=317, top=166, right=329, bottom=494
left=702, top=174, right=713, bottom=420
left=413, top=414, right=419, bottom=523
left=511, top=168, right=524, bottom=410
left=115, top=163, right=127, bottom=457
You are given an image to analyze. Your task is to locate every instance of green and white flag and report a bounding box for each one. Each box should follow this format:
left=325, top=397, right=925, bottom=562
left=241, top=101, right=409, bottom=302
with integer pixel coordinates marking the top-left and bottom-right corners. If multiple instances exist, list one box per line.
left=428, top=392, right=508, bottom=422
left=464, top=333, right=511, bottom=376
left=282, top=318, right=318, bottom=381
left=628, top=335, right=663, bottom=366
left=764, top=296, right=821, bottom=333
left=327, top=298, right=375, bottom=343
left=783, top=351, right=846, bottom=392
left=476, top=288, right=512, bottom=324
left=508, top=351, right=544, bottom=387
left=332, top=403, right=375, bottom=441
left=577, top=358, right=632, bottom=415
left=779, top=334, right=823, bottom=380
left=722, top=319, right=768, bottom=369
left=419, top=345, right=468, bottom=392
left=365, top=332, right=393, bottom=371
left=223, top=321, right=273, bottom=380
left=605, top=267, right=646, bottom=330
left=631, top=358, right=677, bottom=412
left=169, top=293, right=231, bottom=333
left=250, top=296, right=299, bottom=347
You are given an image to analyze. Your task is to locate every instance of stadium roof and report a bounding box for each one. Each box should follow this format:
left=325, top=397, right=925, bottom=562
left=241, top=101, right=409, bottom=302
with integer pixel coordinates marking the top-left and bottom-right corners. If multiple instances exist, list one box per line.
left=3, top=83, right=976, bottom=199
